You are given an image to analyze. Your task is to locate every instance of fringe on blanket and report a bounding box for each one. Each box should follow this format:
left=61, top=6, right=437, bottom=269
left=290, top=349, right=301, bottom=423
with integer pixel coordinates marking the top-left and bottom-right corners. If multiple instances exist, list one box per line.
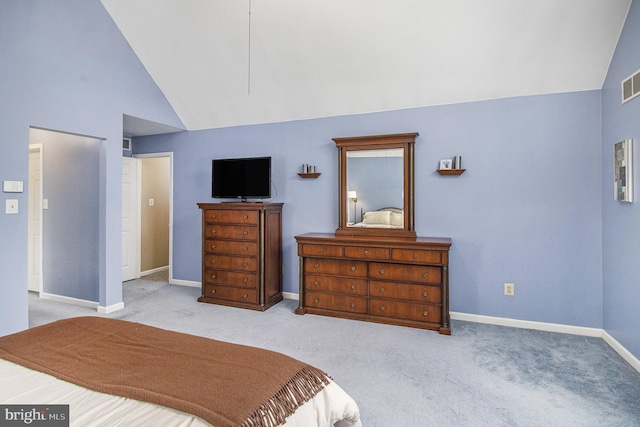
left=239, top=366, right=332, bottom=427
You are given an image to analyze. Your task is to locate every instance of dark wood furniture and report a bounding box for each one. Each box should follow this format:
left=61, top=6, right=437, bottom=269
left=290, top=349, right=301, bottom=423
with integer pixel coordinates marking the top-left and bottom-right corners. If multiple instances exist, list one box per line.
left=295, top=233, right=452, bottom=334
left=197, top=202, right=283, bottom=311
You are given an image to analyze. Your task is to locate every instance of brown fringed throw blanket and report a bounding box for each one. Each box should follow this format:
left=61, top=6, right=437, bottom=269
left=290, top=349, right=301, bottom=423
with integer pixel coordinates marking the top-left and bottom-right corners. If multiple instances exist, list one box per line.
left=0, top=317, right=331, bottom=427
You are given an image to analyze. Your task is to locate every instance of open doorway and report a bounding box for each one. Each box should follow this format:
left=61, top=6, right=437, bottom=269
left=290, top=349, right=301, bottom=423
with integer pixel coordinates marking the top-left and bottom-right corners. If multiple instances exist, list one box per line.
left=28, top=127, right=101, bottom=303
left=124, top=153, right=173, bottom=283
left=139, top=155, right=171, bottom=280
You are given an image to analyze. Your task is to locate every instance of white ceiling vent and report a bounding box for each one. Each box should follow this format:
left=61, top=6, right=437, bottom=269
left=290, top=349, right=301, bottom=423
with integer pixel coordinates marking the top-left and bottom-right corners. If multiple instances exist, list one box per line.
left=622, top=70, right=640, bottom=103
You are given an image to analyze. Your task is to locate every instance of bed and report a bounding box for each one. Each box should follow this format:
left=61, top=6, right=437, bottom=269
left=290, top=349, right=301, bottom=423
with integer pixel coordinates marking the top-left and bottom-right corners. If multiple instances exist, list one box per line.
left=350, top=207, right=403, bottom=228
left=0, top=317, right=361, bottom=427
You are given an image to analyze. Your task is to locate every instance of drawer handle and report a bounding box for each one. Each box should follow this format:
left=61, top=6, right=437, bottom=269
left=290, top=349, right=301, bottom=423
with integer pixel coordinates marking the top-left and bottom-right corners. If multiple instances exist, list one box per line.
left=380, top=306, right=386, bottom=312
left=210, top=259, right=216, bottom=264
left=243, top=293, right=248, bottom=299
left=211, top=214, right=217, bottom=219
left=423, top=291, right=428, bottom=297
left=422, top=272, right=428, bottom=278
left=423, top=311, right=429, bottom=317
left=211, top=289, right=216, bottom=294
left=350, top=284, right=356, bottom=289
left=243, top=231, right=248, bottom=235
left=351, top=302, right=356, bottom=308
left=380, top=287, right=386, bottom=293
left=314, top=280, right=319, bottom=286
left=413, top=252, right=418, bottom=259
left=211, top=244, right=216, bottom=249
left=314, top=298, right=319, bottom=303
left=243, top=247, right=248, bottom=252
left=364, top=250, right=369, bottom=255
left=351, top=266, right=356, bottom=271
left=314, top=263, right=320, bottom=269
left=211, top=274, right=217, bottom=279
left=243, top=215, right=249, bottom=220
left=211, top=229, right=216, bottom=234
left=379, top=268, right=385, bottom=275
left=243, top=278, right=248, bottom=283
left=243, top=262, right=248, bottom=267
left=320, top=248, right=325, bottom=253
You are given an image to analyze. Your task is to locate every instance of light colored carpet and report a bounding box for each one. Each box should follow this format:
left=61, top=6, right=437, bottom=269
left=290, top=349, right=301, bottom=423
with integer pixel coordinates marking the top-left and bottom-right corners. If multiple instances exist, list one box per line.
left=28, top=279, right=640, bottom=427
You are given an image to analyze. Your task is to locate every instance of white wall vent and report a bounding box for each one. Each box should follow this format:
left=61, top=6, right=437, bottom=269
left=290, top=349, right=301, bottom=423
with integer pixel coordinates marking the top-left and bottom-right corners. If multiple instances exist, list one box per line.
left=622, top=69, right=640, bottom=103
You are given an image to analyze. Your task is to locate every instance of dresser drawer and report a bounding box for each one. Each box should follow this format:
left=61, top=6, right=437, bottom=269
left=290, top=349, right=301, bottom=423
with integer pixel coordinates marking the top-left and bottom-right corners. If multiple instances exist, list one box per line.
left=391, top=249, right=442, bottom=264
left=203, top=285, right=258, bottom=304
left=204, top=269, right=257, bottom=288
left=204, top=254, right=257, bottom=272
left=344, top=246, right=389, bottom=260
left=204, top=209, right=258, bottom=225
left=204, top=224, right=257, bottom=241
left=369, top=262, right=441, bottom=284
left=369, top=281, right=441, bottom=303
left=204, top=239, right=258, bottom=256
left=304, top=258, right=367, bottom=277
left=304, top=274, right=367, bottom=295
left=305, top=292, right=367, bottom=314
left=300, top=244, right=343, bottom=258
left=370, top=299, right=441, bottom=323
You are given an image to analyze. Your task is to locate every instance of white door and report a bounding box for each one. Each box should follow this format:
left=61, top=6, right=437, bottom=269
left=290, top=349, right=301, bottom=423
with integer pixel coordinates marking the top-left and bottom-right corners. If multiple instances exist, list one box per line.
left=28, top=145, right=43, bottom=292
left=122, top=157, right=139, bottom=281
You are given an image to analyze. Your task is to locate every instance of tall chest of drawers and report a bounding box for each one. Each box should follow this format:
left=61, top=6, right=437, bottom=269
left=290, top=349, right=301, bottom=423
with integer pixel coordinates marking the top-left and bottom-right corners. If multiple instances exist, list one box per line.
left=198, top=203, right=283, bottom=311
left=294, top=233, right=452, bottom=334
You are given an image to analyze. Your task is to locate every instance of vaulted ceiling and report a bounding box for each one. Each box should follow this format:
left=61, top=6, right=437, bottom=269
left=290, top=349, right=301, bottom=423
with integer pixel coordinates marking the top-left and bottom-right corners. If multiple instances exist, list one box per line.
left=101, top=0, right=631, bottom=131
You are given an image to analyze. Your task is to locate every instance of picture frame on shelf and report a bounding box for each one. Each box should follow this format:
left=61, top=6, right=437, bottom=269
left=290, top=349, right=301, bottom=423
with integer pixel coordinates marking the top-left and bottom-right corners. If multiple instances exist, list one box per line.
left=439, top=159, right=453, bottom=170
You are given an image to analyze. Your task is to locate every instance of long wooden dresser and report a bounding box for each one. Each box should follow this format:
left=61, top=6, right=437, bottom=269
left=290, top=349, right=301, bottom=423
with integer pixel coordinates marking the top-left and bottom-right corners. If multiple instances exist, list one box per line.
left=294, top=233, right=452, bottom=334
left=197, top=203, right=283, bottom=311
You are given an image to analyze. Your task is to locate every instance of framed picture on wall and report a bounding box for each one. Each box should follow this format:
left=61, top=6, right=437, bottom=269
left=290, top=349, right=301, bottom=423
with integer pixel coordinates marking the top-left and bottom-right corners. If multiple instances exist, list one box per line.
left=614, top=139, right=633, bottom=203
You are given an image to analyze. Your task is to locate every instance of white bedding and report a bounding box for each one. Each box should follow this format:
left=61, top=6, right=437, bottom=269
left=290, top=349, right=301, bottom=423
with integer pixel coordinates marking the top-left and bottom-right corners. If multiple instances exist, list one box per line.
left=0, top=358, right=361, bottom=427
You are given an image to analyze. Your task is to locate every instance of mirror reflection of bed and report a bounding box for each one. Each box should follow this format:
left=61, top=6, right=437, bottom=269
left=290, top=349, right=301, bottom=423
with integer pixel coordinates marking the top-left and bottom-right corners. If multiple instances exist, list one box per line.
left=350, top=207, right=404, bottom=229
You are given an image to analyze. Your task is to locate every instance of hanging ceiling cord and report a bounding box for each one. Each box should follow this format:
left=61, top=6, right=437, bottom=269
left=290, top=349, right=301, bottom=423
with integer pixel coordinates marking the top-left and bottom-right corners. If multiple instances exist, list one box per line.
left=248, top=0, right=252, bottom=95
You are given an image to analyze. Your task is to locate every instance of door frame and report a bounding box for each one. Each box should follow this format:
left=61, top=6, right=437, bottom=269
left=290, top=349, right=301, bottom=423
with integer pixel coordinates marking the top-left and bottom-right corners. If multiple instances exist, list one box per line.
left=28, top=143, right=44, bottom=294
left=134, top=152, right=174, bottom=282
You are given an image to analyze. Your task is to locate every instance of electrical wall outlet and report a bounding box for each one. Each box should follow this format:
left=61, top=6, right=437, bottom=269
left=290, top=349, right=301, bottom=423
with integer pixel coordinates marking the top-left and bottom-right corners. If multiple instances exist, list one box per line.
left=504, top=282, right=515, bottom=296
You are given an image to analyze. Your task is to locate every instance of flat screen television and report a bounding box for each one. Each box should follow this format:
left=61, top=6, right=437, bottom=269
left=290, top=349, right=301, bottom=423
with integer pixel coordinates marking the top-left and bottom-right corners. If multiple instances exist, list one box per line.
left=212, top=156, right=271, bottom=200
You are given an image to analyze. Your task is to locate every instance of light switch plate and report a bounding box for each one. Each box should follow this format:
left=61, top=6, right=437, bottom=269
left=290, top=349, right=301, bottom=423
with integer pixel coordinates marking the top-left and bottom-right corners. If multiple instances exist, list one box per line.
left=6, top=199, right=18, bottom=214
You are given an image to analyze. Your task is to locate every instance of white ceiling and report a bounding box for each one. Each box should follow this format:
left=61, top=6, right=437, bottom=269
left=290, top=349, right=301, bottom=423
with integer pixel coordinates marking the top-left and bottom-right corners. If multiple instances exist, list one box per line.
left=102, top=0, right=631, bottom=131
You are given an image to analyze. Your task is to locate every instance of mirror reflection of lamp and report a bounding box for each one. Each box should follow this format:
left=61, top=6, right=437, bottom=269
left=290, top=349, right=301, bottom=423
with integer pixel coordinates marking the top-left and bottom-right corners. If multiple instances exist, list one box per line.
left=347, top=190, right=358, bottom=224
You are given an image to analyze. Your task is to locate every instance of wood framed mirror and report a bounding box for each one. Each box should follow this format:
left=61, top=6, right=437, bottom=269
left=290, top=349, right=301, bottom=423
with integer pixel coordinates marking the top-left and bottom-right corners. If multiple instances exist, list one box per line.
left=333, top=132, right=418, bottom=239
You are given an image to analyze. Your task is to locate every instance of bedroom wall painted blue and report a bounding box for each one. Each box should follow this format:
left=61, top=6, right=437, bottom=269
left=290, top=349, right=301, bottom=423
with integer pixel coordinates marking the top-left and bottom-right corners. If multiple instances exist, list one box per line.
left=135, top=89, right=604, bottom=329
left=601, top=0, right=640, bottom=359
left=0, top=0, right=184, bottom=335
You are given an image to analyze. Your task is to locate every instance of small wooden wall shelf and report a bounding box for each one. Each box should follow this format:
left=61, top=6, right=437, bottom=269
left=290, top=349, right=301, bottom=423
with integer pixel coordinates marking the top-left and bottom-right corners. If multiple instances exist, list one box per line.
left=297, top=172, right=321, bottom=179
left=437, top=169, right=466, bottom=176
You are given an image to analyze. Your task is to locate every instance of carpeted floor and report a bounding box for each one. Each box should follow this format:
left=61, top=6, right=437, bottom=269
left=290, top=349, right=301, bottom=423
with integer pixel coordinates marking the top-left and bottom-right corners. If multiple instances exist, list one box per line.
left=28, top=279, right=640, bottom=427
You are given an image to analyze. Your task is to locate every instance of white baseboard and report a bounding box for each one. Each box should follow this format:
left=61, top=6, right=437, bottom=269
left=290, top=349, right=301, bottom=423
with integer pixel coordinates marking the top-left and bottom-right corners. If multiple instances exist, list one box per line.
left=283, top=292, right=299, bottom=300
left=39, top=292, right=125, bottom=314
left=140, top=266, right=169, bottom=276
left=170, top=279, right=201, bottom=288
left=97, top=302, right=125, bottom=314
left=602, top=330, right=640, bottom=373
left=450, top=311, right=603, bottom=337
left=40, top=292, right=98, bottom=309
